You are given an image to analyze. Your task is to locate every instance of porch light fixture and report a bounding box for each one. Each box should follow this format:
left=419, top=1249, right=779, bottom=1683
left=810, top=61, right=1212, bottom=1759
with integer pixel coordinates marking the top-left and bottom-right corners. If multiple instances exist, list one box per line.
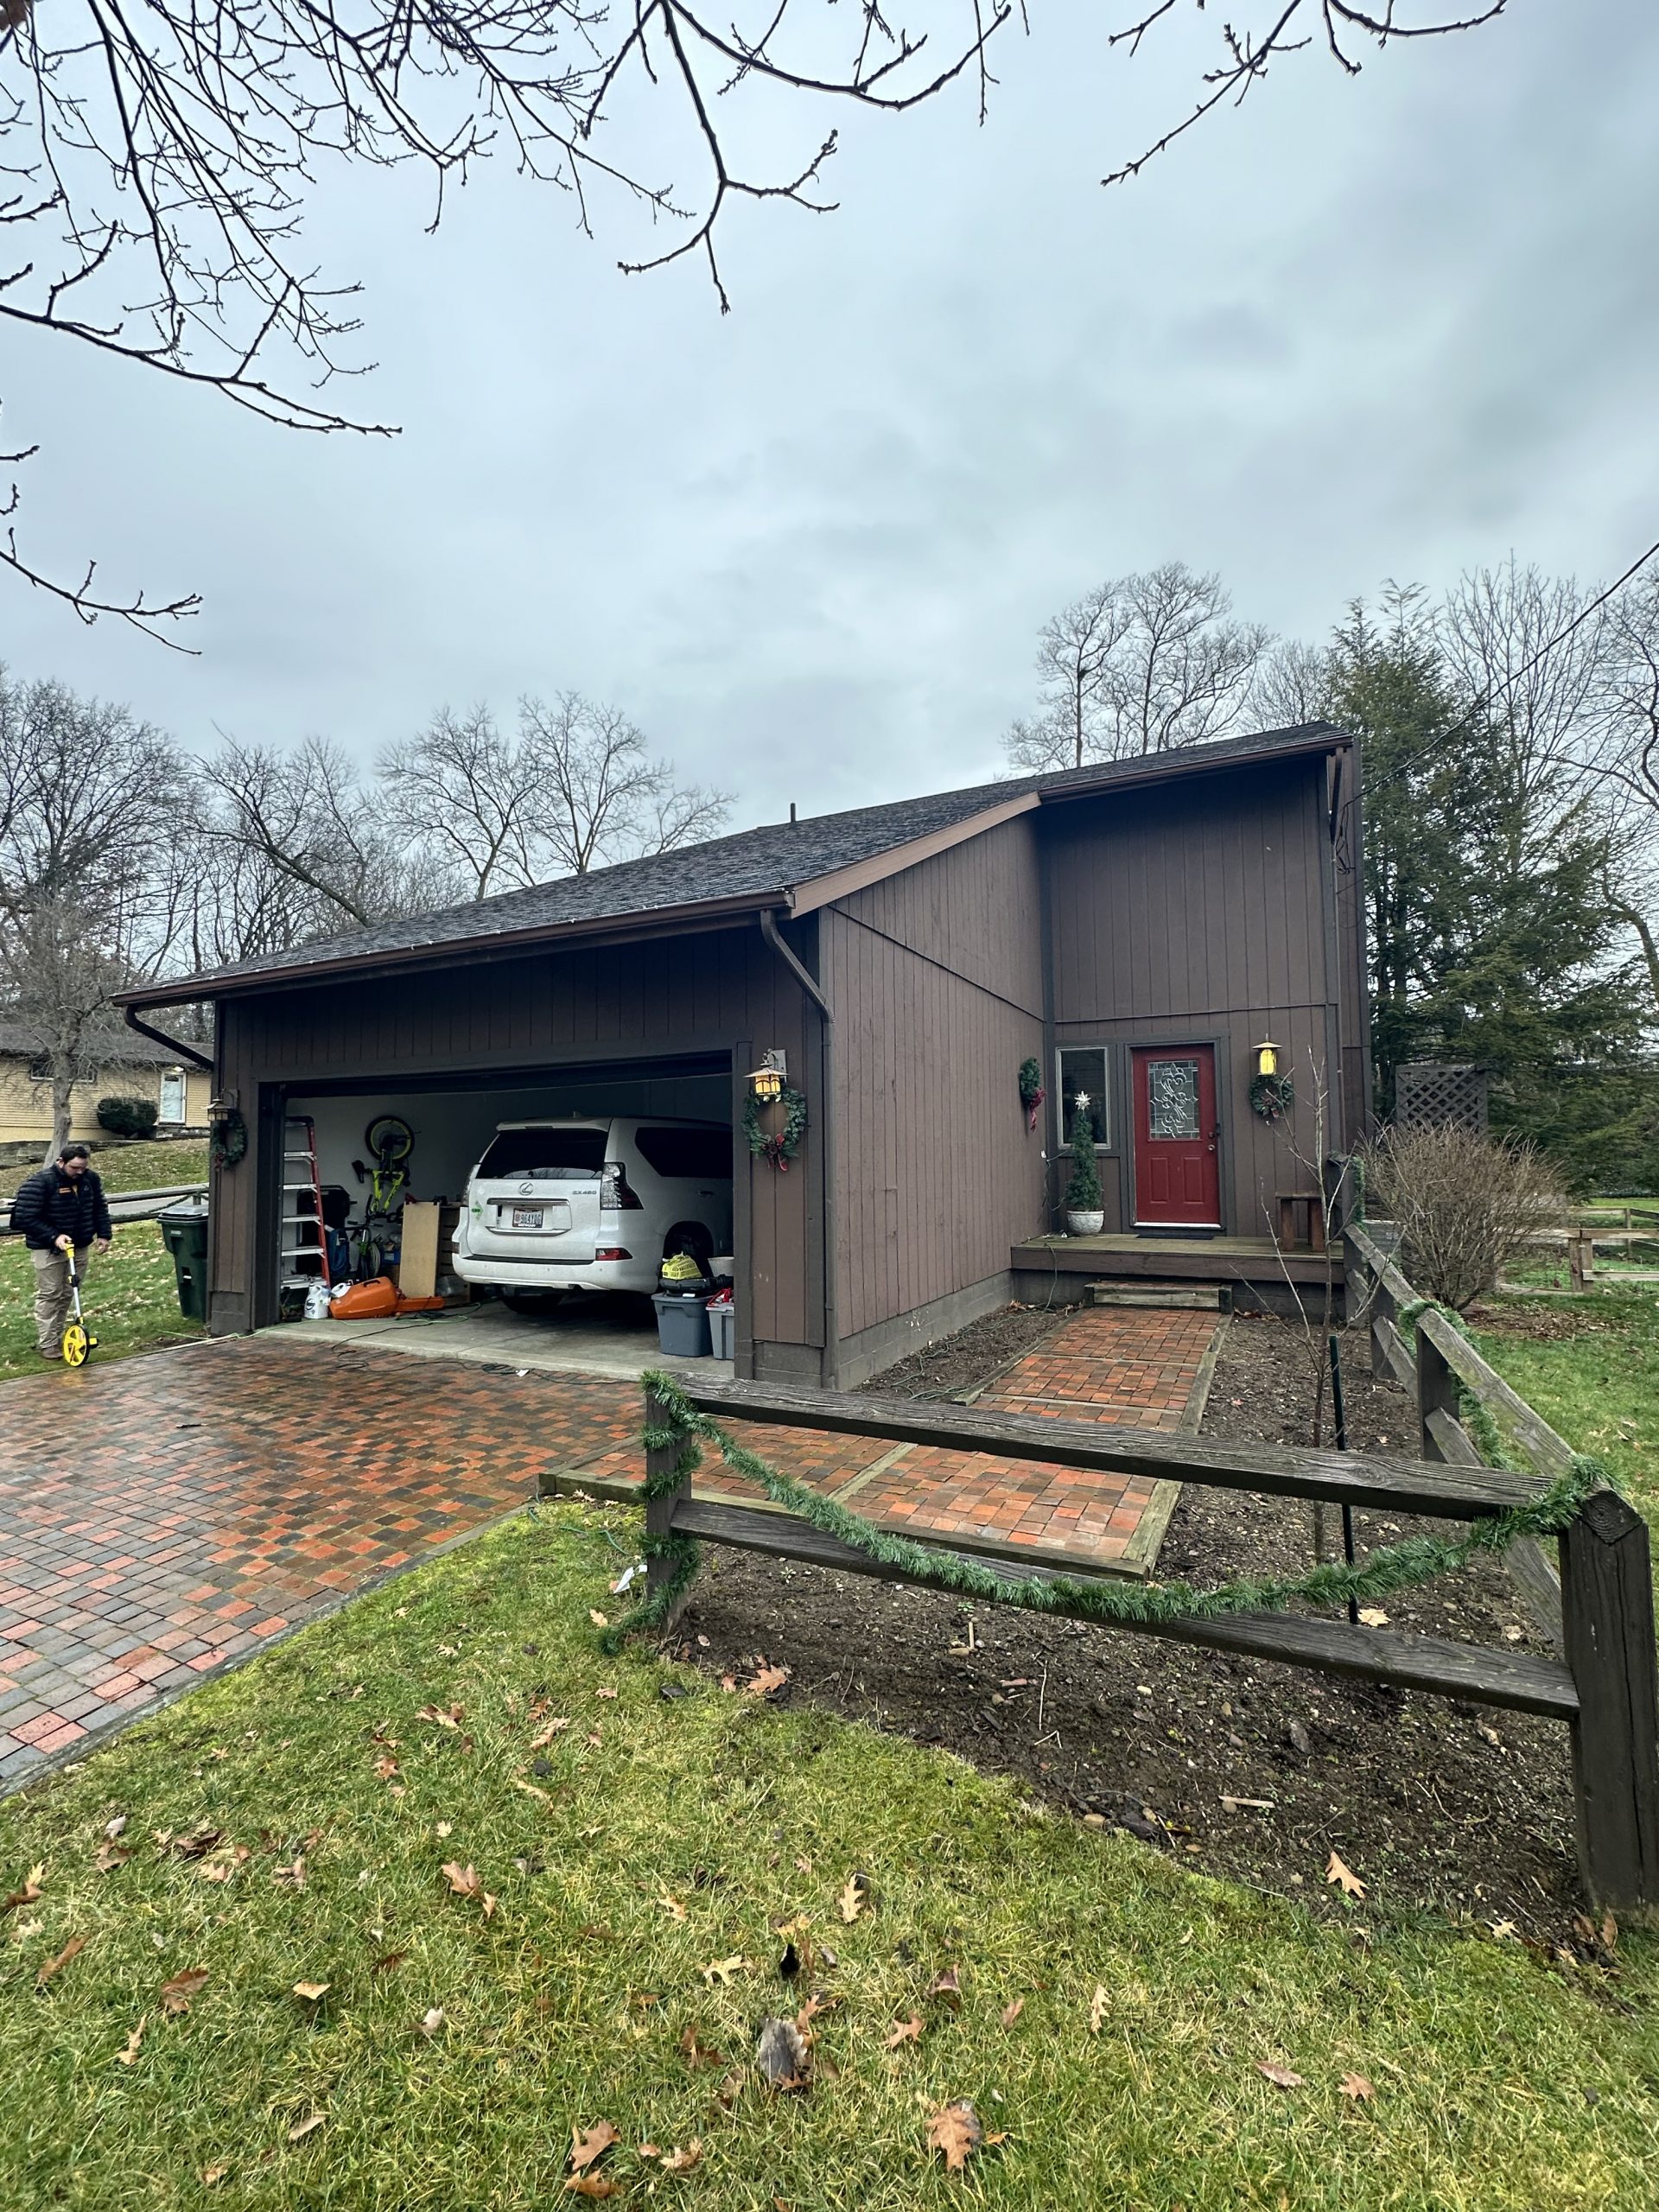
left=1255, top=1039, right=1279, bottom=1077
left=749, top=1052, right=787, bottom=1103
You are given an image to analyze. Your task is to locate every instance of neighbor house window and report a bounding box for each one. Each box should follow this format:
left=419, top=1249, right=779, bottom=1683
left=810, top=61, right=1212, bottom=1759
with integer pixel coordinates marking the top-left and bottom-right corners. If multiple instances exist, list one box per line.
left=1056, top=1047, right=1110, bottom=1150
left=29, top=1054, right=97, bottom=1084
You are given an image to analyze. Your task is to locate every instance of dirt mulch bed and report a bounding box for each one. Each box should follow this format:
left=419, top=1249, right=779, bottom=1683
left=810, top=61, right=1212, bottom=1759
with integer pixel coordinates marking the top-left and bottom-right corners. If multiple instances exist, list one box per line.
left=672, top=1302, right=1591, bottom=1945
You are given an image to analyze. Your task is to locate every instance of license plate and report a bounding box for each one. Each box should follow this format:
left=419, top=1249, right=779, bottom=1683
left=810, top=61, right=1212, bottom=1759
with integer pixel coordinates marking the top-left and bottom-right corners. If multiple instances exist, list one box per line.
left=512, top=1207, right=543, bottom=1230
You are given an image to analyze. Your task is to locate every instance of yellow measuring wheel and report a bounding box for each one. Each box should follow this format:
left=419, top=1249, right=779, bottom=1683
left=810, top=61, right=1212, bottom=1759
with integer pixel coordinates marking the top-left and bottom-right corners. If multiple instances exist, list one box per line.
left=60, top=1247, right=99, bottom=1368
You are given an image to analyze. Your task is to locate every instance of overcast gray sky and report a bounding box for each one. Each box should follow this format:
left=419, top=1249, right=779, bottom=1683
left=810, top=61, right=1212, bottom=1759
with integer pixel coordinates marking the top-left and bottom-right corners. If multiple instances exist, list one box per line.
left=4, top=0, right=1656, bottom=831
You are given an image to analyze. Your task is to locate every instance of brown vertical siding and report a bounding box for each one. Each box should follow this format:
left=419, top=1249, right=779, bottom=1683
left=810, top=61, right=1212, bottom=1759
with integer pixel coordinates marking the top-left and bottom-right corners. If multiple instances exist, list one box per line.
left=209, top=925, right=817, bottom=1351
left=825, top=817, right=1047, bottom=1344
left=1045, top=757, right=1344, bottom=1234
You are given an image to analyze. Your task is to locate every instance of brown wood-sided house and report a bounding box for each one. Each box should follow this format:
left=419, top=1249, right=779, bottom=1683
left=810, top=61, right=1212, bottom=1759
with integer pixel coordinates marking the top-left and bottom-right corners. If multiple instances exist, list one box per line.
left=119, top=722, right=1369, bottom=1384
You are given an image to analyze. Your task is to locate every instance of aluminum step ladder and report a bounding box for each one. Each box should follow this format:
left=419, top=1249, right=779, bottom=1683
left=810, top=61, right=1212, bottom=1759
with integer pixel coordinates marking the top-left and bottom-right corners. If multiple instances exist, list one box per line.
left=279, top=1114, right=332, bottom=1290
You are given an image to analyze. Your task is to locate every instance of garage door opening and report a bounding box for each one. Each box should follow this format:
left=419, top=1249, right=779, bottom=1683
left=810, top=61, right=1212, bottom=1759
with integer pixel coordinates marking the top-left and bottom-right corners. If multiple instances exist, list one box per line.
left=268, top=1053, right=737, bottom=1381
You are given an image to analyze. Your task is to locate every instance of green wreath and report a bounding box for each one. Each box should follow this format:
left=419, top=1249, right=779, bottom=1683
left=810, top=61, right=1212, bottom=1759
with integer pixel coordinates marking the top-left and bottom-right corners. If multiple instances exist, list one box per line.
left=1249, top=1071, right=1294, bottom=1122
left=211, top=1107, right=248, bottom=1169
left=743, top=1084, right=808, bottom=1172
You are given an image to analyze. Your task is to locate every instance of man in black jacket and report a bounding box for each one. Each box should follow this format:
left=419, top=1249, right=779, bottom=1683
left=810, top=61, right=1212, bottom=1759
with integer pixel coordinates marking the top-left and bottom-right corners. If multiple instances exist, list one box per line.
left=11, top=1143, right=114, bottom=1359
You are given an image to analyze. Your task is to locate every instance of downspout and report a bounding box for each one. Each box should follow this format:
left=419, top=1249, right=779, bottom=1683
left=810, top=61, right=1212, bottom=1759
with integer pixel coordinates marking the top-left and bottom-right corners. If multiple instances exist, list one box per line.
left=759, top=907, right=840, bottom=1389
left=124, top=1003, right=214, bottom=1073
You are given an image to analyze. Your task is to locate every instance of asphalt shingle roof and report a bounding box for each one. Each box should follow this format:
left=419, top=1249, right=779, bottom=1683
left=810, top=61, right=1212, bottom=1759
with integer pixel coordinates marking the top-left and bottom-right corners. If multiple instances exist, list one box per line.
left=140, top=721, right=1344, bottom=997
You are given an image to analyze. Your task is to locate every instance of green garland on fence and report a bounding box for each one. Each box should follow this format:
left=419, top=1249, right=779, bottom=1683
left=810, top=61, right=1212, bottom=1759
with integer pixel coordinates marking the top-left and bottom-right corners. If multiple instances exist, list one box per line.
left=596, top=1368, right=1614, bottom=1650
left=742, top=1085, right=809, bottom=1171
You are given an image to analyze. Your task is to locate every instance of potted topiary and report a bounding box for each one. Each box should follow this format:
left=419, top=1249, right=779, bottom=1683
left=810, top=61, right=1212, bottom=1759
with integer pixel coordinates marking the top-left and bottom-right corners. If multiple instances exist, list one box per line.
left=1064, top=1095, right=1104, bottom=1236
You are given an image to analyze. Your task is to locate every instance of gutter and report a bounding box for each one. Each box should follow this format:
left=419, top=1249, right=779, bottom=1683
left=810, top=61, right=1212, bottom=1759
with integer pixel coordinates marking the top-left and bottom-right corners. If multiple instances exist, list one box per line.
left=124, top=1004, right=214, bottom=1073
left=759, top=908, right=840, bottom=1389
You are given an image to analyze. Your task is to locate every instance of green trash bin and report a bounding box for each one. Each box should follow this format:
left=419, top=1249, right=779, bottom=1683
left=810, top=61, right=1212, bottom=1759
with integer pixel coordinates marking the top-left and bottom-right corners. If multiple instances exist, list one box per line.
left=159, top=1199, right=210, bottom=1323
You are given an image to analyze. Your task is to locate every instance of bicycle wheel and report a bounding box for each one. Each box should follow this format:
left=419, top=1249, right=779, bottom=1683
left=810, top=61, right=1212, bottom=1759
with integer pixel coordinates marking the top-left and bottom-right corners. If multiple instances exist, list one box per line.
left=61, top=1321, right=89, bottom=1367
left=364, top=1114, right=415, bottom=1165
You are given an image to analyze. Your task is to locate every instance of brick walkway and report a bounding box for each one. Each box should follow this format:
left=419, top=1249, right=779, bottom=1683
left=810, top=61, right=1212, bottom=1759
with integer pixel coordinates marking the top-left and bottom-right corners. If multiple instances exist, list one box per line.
left=552, top=1305, right=1219, bottom=1571
left=0, top=1306, right=1216, bottom=1789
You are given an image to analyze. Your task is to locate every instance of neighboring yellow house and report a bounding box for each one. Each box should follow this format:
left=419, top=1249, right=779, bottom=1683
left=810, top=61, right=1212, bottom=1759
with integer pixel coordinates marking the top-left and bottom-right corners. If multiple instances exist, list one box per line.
left=0, top=1022, right=211, bottom=1152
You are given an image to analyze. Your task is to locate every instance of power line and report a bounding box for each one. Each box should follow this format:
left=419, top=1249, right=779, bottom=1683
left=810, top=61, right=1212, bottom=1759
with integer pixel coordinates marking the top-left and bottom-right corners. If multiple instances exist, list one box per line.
left=1356, top=535, right=1659, bottom=809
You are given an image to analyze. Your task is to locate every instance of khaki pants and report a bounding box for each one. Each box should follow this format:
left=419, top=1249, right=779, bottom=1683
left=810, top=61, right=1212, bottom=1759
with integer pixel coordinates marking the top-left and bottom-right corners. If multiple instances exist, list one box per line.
left=31, top=1245, right=92, bottom=1357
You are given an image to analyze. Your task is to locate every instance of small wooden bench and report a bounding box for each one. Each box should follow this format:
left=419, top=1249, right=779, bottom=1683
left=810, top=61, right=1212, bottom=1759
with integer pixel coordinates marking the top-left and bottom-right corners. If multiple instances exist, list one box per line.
left=1276, top=1192, right=1326, bottom=1253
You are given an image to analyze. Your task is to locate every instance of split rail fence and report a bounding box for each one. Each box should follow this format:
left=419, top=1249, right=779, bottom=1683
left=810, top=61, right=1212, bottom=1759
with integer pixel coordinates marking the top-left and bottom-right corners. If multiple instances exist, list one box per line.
left=643, top=1264, right=1659, bottom=1907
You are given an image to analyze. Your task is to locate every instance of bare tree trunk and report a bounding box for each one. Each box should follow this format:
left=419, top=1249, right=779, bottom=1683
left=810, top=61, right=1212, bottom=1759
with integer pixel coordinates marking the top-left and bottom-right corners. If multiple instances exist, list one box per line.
left=48, top=1058, right=73, bottom=1161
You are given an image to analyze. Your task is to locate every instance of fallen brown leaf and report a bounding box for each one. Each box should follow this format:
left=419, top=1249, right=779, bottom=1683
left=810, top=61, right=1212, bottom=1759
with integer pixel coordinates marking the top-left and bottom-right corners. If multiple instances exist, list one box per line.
left=35, top=1935, right=85, bottom=1989
left=927, top=2100, right=983, bottom=2173
left=701, top=1955, right=748, bottom=1986
left=3, top=1862, right=46, bottom=1914
left=95, top=1840, right=131, bottom=1874
left=200, top=2165, right=227, bottom=2186
left=564, top=2180, right=620, bottom=2200
left=569, top=2120, right=620, bottom=2173
left=272, top=1856, right=306, bottom=1888
left=287, top=2113, right=325, bottom=2144
left=1339, top=2072, right=1376, bottom=2101
left=115, top=2016, right=146, bottom=2067
left=1258, top=2062, right=1306, bottom=2089
left=838, top=1873, right=868, bottom=1924
left=658, top=1892, right=687, bottom=1922
left=530, top=1719, right=572, bottom=1747
left=714, top=2068, right=745, bottom=2107
left=292, top=1980, right=330, bottom=2003
left=659, top=2142, right=702, bottom=2174
left=160, top=1967, right=208, bottom=2016
left=418, top=1703, right=465, bottom=1730
left=747, top=1663, right=791, bottom=1698
left=928, top=1966, right=963, bottom=2013
left=371, top=1948, right=407, bottom=1976
left=1325, top=1850, right=1366, bottom=1900
left=422, top=2007, right=445, bottom=2036
left=373, top=1756, right=400, bottom=1782
left=588, top=1611, right=609, bottom=1629
left=1088, top=1983, right=1108, bottom=2035
left=1357, top=1606, right=1389, bottom=1629
left=884, top=2015, right=924, bottom=2049
left=1000, top=1998, right=1026, bottom=2027
left=442, top=1862, right=481, bottom=1898
left=678, top=2025, right=723, bottom=2069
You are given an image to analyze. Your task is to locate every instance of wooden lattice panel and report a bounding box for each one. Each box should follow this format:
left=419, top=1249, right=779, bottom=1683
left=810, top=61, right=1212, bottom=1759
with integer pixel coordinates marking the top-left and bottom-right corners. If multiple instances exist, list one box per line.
left=1394, top=1060, right=1489, bottom=1135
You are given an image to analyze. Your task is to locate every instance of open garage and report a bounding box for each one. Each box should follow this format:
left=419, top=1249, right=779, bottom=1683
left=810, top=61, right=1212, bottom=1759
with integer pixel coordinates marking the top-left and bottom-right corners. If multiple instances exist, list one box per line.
left=279, top=1053, right=737, bottom=1373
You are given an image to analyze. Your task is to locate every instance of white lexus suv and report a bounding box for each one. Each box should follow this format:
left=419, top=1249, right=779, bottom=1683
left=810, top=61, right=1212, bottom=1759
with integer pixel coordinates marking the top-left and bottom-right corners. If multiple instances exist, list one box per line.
left=452, top=1116, right=733, bottom=1313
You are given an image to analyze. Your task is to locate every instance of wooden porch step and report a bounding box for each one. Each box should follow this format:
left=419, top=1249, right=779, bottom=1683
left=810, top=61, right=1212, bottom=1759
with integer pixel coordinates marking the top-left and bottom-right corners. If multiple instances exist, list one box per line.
left=1088, top=1283, right=1228, bottom=1311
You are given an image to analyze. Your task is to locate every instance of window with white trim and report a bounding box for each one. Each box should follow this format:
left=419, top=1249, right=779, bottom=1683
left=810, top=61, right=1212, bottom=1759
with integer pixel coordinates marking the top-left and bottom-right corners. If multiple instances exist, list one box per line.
left=1056, top=1046, right=1110, bottom=1151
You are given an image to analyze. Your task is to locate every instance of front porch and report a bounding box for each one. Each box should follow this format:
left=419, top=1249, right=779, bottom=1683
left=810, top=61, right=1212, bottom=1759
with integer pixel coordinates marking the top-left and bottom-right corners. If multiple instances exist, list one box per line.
left=1011, top=1230, right=1338, bottom=1306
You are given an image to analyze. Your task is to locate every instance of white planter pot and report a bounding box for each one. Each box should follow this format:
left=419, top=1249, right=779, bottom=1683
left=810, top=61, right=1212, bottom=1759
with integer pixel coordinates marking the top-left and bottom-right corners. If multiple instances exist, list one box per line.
left=1065, top=1210, right=1105, bottom=1236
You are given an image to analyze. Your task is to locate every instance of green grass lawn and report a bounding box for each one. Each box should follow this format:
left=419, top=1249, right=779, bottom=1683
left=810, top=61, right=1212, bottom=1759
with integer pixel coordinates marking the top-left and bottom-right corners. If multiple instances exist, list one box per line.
left=0, top=1219, right=202, bottom=1381
left=1472, top=1291, right=1659, bottom=1538
left=89, top=1139, right=210, bottom=1194
left=2, top=1505, right=1656, bottom=2212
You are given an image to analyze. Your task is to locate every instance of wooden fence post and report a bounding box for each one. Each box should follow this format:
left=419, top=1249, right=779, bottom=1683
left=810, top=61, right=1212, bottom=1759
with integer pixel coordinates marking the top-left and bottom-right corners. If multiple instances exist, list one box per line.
left=1415, top=1319, right=1461, bottom=1463
left=1568, top=1232, right=1594, bottom=1294
left=644, top=1386, right=693, bottom=1630
left=1342, top=1229, right=1366, bottom=1348
left=1559, top=1488, right=1659, bottom=1910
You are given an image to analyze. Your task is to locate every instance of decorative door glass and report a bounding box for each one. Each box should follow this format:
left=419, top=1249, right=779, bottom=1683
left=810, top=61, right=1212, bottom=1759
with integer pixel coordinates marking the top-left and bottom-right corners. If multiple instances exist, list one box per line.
left=1147, top=1058, right=1200, bottom=1141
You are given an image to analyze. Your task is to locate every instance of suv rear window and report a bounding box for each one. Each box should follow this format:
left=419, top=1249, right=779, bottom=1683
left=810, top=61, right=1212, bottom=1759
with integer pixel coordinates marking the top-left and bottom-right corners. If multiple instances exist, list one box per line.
left=476, top=1128, right=607, bottom=1181
left=633, top=1126, right=733, bottom=1179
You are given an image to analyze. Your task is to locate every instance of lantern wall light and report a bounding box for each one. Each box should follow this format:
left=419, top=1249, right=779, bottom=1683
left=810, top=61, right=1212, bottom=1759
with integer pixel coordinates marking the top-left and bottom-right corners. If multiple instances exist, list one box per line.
left=1255, top=1038, right=1279, bottom=1077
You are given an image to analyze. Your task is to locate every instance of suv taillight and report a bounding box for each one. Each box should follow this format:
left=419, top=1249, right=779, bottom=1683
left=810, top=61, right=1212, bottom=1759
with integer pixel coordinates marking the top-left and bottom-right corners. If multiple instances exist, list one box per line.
left=600, top=1163, right=643, bottom=1211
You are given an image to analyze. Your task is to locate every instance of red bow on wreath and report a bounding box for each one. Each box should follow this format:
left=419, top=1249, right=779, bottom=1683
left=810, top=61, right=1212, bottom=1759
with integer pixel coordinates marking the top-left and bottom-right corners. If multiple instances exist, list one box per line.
left=1026, top=1085, right=1046, bottom=1133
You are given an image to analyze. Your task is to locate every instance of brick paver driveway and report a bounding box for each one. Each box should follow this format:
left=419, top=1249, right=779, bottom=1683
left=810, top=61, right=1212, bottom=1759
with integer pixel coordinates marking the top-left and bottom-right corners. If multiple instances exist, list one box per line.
left=0, top=1336, right=638, bottom=1787
left=0, top=1306, right=1217, bottom=1789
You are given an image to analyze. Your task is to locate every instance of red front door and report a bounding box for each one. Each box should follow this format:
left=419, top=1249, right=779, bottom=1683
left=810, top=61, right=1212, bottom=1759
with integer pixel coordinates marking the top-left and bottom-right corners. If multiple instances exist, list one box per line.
left=1131, top=1045, right=1221, bottom=1228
